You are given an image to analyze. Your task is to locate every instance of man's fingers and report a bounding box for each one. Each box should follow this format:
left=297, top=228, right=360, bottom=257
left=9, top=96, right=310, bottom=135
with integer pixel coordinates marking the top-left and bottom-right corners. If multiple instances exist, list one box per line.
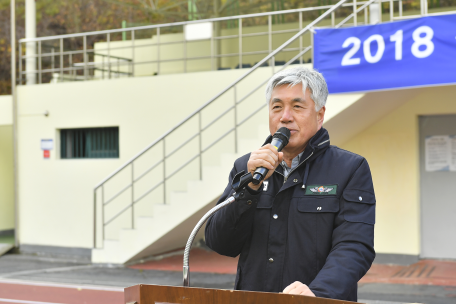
left=288, top=285, right=307, bottom=295
left=282, top=282, right=315, bottom=297
left=249, top=159, right=275, bottom=171
left=254, top=152, right=278, bottom=168
left=278, top=152, right=283, bottom=164
left=282, top=281, right=301, bottom=294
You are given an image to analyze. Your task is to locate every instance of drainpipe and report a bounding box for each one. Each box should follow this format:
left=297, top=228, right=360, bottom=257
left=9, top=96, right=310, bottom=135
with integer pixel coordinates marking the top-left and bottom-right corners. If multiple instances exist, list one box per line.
left=11, top=0, right=19, bottom=248
left=26, top=0, right=36, bottom=84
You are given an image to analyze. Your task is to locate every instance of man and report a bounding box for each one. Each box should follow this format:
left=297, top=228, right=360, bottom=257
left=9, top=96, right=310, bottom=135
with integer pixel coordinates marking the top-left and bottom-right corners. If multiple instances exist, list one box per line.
left=205, top=67, right=375, bottom=301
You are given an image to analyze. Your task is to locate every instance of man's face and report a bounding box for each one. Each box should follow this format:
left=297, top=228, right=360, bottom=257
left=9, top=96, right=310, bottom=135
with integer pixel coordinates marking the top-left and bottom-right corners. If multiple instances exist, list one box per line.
left=268, top=83, right=325, bottom=155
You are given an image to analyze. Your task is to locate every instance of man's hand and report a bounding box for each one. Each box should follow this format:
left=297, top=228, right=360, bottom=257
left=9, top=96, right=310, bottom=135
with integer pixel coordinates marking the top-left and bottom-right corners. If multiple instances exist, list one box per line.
left=247, top=144, right=283, bottom=191
left=282, top=281, right=316, bottom=297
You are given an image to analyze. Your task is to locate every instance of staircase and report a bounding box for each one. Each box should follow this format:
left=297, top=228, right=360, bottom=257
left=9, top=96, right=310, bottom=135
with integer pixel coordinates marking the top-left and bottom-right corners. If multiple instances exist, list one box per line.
left=91, top=0, right=370, bottom=264
left=92, top=124, right=268, bottom=264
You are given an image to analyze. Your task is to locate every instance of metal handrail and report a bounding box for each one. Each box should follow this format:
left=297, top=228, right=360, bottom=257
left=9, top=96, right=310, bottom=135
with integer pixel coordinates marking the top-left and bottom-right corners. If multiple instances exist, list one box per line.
left=92, top=0, right=452, bottom=248
left=19, top=1, right=375, bottom=43
left=19, top=0, right=411, bottom=85
left=93, top=2, right=348, bottom=190
left=92, top=0, right=352, bottom=248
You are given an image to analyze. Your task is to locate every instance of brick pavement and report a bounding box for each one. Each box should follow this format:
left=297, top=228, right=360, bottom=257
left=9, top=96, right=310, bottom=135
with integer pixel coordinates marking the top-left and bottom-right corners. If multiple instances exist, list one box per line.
left=130, top=248, right=456, bottom=287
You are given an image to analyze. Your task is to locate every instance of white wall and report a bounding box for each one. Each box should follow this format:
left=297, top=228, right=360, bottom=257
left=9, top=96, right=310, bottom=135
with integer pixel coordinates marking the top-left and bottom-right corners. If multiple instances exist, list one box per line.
left=340, top=85, right=456, bottom=256
left=16, top=66, right=288, bottom=248
left=0, top=95, right=12, bottom=126
left=16, top=64, right=366, bottom=250
left=0, top=95, right=14, bottom=232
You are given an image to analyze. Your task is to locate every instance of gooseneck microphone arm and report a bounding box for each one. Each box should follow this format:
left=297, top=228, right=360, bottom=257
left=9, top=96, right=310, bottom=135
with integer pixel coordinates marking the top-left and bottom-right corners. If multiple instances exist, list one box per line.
left=183, top=128, right=289, bottom=286
left=183, top=195, right=235, bottom=287
left=183, top=171, right=253, bottom=287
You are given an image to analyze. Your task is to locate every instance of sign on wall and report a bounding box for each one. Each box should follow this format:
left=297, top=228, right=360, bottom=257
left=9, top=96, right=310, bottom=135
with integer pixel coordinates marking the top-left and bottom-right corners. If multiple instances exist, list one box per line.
left=425, top=135, right=456, bottom=172
left=313, top=14, right=456, bottom=93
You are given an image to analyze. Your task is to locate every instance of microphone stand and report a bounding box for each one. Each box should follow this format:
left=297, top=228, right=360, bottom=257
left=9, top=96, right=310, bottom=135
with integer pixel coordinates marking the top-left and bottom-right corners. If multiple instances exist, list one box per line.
left=183, top=171, right=254, bottom=287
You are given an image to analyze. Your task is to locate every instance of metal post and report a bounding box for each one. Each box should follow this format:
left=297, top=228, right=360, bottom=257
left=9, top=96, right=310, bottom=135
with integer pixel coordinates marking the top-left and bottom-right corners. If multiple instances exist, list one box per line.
left=25, top=0, right=36, bottom=85
left=198, top=112, right=202, bottom=180
left=51, top=48, right=55, bottom=73
left=18, top=42, right=22, bottom=85
left=93, top=190, right=97, bottom=248
left=157, top=27, right=160, bottom=75
left=233, top=86, right=238, bottom=153
left=268, top=15, right=273, bottom=71
left=131, top=163, right=134, bottom=229
left=379, top=0, right=382, bottom=23
left=107, top=33, right=111, bottom=79
left=101, top=185, right=105, bottom=243
left=210, top=22, right=214, bottom=71
left=117, top=58, right=120, bottom=78
left=399, top=0, right=403, bottom=17
left=38, top=41, right=41, bottom=83
left=83, top=35, right=88, bottom=80
left=331, top=11, right=335, bottom=27
left=101, top=54, right=104, bottom=80
left=238, top=18, right=242, bottom=69
left=311, top=31, right=314, bottom=66
left=60, top=38, right=63, bottom=82
left=365, top=7, right=368, bottom=24
left=353, top=0, right=357, bottom=26
left=131, top=30, right=135, bottom=77
left=183, top=33, right=187, bottom=73
left=162, top=139, right=166, bottom=204
left=390, top=0, right=394, bottom=21
left=299, top=12, right=303, bottom=65
left=11, top=0, right=20, bottom=248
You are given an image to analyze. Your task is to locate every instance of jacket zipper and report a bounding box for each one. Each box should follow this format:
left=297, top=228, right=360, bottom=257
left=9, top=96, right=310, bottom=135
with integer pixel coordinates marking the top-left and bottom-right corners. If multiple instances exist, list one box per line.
left=277, top=151, right=314, bottom=184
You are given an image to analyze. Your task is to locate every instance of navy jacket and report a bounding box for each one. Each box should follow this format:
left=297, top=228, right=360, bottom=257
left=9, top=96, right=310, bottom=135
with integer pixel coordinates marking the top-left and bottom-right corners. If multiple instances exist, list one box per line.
left=205, top=127, right=375, bottom=301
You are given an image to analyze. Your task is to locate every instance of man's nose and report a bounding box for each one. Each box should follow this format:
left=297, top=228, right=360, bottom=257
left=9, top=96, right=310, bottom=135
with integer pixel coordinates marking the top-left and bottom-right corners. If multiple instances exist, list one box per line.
left=280, top=107, right=293, bottom=122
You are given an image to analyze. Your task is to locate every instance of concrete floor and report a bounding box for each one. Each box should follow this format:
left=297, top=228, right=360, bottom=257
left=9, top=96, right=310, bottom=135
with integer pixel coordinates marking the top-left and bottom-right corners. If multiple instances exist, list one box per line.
left=1, top=252, right=455, bottom=304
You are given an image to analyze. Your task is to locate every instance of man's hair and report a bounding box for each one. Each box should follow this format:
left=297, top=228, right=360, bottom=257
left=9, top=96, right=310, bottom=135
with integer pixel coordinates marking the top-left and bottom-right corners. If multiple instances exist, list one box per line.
left=265, top=67, right=328, bottom=111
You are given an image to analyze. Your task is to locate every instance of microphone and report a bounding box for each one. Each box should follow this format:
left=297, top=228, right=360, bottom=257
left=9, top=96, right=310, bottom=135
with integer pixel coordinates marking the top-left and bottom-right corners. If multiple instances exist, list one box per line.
left=252, top=127, right=290, bottom=185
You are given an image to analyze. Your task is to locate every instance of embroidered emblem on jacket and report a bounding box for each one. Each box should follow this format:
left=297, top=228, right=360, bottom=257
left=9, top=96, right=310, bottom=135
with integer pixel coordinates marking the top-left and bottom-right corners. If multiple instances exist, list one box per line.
left=311, top=186, right=333, bottom=193
left=305, top=185, right=337, bottom=195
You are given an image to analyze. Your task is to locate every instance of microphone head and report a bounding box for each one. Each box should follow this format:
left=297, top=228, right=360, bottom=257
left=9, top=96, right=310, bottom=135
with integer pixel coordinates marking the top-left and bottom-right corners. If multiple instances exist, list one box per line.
left=273, top=127, right=291, bottom=146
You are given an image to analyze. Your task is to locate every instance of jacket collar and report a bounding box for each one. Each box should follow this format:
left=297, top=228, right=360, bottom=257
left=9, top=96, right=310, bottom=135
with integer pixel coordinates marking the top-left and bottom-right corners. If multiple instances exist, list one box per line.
left=262, top=127, right=330, bottom=159
left=262, top=127, right=330, bottom=178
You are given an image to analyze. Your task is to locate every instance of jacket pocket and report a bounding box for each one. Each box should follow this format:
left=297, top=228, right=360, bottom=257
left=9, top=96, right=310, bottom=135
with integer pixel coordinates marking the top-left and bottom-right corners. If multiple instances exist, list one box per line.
left=256, top=194, right=274, bottom=209
left=297, top=197, right=339, bottom=213
left=342, top=189, right=375, bottom=224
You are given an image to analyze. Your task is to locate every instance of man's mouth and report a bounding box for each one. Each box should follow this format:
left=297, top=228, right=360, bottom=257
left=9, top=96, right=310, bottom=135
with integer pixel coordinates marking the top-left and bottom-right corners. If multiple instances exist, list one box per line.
left=288, top=129, right=298, bottom=135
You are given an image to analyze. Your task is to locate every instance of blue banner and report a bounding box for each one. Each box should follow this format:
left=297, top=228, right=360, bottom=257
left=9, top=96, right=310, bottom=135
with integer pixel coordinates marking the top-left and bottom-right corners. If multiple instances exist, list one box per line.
left=313, top=14, right=456, bottom=93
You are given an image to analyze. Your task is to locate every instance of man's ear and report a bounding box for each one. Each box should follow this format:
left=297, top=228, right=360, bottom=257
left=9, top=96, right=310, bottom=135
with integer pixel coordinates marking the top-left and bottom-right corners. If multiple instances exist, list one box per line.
left=317, top=106, right=326, bottom=129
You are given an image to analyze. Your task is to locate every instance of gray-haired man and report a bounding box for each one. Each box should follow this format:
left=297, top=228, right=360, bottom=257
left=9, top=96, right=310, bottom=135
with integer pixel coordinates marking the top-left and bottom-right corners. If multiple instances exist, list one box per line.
left=205, top=67, right=376, bottom=301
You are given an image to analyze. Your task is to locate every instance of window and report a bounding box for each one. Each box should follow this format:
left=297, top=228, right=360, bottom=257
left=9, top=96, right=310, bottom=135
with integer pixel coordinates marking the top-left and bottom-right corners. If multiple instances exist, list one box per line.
left=60, top=127, right=119, bottom=159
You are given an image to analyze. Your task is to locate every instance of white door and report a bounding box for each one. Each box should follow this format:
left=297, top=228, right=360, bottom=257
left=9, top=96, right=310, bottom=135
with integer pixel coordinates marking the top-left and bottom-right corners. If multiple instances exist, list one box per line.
left=419, top=115, right=456, bottom=259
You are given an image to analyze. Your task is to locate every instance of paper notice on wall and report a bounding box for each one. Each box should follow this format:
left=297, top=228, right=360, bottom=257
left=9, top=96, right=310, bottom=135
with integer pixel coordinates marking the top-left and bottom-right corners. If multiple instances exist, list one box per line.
left=425, top=135, right=450, bottom=172
left=450, top=135, right=456, bottom=172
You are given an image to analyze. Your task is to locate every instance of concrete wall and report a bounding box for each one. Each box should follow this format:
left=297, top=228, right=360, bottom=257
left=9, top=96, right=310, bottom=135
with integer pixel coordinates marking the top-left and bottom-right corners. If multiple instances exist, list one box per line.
left=0, top=95, right=12, bottom=125
left=340, top=85, right=456, bottom=256
left=19, top=60, right=456, bottom=258
left=17, top=63, right=366, bottom=251
left=16, top=65, right=301, bottom=249
left=93, top=20, right=326, bottom=78
left=0, top=95, right=14, bottom=232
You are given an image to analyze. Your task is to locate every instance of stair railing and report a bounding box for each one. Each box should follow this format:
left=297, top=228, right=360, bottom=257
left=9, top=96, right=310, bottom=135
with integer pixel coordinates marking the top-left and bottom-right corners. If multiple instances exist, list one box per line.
left=20, top=0, right=407, bottom=84
left=92, top=0, right=383, bottom=248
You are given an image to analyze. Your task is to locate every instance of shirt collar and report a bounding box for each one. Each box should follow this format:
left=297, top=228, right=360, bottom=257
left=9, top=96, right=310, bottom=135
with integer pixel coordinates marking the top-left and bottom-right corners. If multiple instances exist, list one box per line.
left=281, top=151, right=305, bottom=173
